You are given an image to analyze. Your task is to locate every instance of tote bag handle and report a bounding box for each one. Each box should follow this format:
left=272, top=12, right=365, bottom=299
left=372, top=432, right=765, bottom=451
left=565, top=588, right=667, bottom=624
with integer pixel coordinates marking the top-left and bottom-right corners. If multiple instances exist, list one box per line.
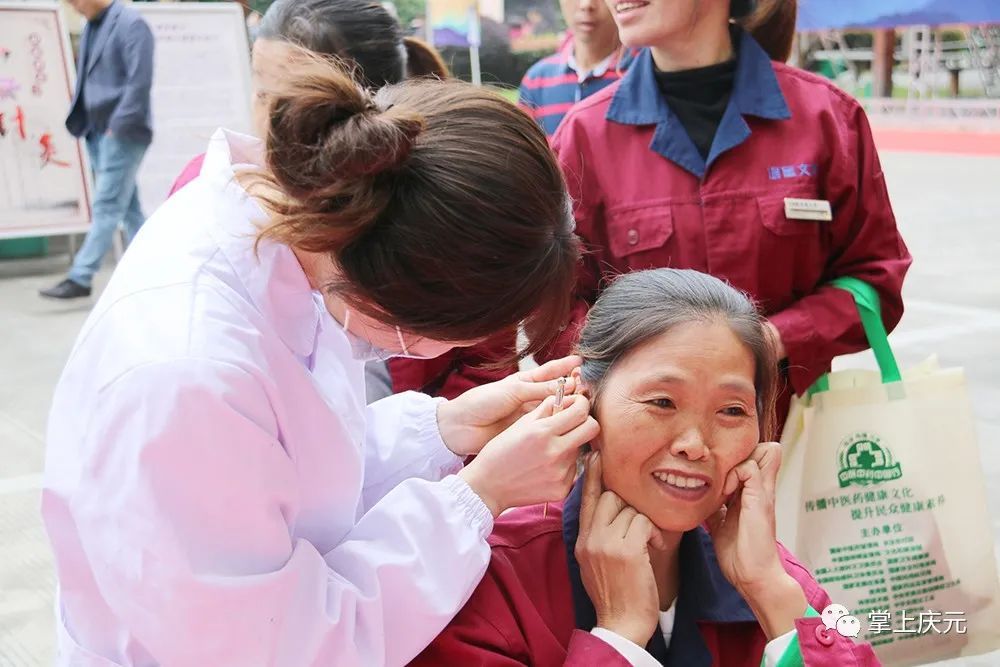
left=806, top=276, right=902, bottom=396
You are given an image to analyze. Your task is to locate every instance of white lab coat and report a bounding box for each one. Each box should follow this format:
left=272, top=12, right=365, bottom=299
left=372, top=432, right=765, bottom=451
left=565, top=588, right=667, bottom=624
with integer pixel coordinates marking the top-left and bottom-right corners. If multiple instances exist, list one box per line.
left=41, top=130, right=494, bottom=667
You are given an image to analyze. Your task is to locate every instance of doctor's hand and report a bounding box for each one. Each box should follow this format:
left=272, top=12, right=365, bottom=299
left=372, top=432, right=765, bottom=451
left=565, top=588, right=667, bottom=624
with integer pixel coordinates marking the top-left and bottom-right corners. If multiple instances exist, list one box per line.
left=437, top=355, right=582, bottom=457
left=458, top=393, right=598, bottom=518
left=577, top=452, right=666, bottom=649
left=707, top=442, right=807, bottom=639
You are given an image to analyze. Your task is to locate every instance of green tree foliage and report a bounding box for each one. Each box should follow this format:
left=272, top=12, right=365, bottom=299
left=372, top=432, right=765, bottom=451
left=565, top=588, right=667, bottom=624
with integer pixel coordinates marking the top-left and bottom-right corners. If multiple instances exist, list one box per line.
left=392, top=0, right=427, bottom=28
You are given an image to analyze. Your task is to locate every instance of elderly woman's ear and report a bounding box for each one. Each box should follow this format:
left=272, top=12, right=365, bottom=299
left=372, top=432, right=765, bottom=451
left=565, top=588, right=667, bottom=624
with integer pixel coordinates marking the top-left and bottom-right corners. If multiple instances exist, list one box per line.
left=570, top=368, right=590, bottom=398
left=570, top=368, right=601, bottom=453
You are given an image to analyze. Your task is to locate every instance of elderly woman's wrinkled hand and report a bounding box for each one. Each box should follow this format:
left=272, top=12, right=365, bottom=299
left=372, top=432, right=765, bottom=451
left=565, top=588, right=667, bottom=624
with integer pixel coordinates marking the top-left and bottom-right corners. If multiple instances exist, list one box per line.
left=707, top=442, right=808, bottom=639
left=576, top=452, right=665, bottom=649
left=706, top=441, right=785, bottom=597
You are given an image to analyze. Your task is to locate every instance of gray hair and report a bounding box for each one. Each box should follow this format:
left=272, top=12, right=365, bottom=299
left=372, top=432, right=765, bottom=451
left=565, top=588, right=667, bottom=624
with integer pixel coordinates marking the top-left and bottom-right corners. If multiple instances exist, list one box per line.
left=576, top=269, right=779, bottom=438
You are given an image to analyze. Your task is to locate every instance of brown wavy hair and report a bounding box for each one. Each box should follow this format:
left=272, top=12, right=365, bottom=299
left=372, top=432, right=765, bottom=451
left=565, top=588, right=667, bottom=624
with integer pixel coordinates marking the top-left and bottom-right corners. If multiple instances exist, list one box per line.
left=250, top=47, right=578, bottom=357
left=735, top=0, right=798, bottom=62
left=404, top=37, right=451, bottom=79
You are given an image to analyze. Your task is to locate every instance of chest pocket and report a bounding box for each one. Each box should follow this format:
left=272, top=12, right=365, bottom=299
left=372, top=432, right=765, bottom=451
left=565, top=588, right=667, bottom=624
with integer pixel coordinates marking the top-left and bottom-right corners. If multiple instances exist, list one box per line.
left=746, top=190, right=830, bottom=310
left=756, top=191, right=827, bottom=238
left=605, top=204, right=674, bottom=271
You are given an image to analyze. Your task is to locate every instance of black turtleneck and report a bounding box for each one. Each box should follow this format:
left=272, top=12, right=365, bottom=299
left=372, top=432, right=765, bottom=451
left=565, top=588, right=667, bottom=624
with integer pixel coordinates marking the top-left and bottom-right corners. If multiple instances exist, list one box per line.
left=654, top=59, right=737, bottom=161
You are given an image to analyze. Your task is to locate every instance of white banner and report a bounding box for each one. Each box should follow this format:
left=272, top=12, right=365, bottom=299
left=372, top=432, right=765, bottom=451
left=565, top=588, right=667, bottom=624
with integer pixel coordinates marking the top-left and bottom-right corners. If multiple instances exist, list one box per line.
left=0, top=2, right=91, bottom=239
left=134, top=3, right=252, bottom=216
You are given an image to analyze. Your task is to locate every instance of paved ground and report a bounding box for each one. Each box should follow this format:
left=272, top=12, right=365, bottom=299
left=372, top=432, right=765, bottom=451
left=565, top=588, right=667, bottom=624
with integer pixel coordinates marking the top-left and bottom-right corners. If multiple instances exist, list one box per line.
left=1, top=144, right=999, bottom=665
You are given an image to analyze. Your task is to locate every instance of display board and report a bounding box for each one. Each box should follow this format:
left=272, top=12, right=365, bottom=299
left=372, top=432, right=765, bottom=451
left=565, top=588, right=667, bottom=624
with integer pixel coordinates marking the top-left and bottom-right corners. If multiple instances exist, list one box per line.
left=0, top=2, right=91, bottom=239
left=133, top=3, right=253, bottom=215
left=428, top=0, right=481, bottom=48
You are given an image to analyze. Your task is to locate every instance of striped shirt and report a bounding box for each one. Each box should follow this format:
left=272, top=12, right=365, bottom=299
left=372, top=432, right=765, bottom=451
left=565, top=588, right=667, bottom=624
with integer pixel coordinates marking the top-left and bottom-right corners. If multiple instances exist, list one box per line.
left=518, top=40, right=632, bottom=136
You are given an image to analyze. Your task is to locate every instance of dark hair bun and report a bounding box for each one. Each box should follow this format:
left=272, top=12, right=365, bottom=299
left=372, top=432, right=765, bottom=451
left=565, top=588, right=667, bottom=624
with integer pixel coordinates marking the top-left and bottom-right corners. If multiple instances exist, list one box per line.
left=255, top=48, right=425, bottom=251
left=324, top=106, right=424, bottom=178
left=267, top=55, right=424, bottom=195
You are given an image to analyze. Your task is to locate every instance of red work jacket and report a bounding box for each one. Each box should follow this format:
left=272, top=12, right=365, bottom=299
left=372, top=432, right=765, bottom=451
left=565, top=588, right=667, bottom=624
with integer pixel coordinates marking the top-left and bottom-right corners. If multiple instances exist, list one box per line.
left=411, top=485, right=881, bottom=666
left=546, top=32, right=911, bottom=408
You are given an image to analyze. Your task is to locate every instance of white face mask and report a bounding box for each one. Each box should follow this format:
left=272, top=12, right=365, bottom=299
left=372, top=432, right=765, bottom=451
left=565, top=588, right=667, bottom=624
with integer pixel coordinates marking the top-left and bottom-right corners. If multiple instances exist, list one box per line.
left=340, top=308, right=441, bottom=361
left=393, top=325, right=440, bottom=360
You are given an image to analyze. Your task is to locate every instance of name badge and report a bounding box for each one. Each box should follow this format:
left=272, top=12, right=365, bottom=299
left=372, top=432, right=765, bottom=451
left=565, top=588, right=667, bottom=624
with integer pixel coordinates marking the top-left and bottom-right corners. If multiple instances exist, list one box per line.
left=784, top=198, right=833, bottom=222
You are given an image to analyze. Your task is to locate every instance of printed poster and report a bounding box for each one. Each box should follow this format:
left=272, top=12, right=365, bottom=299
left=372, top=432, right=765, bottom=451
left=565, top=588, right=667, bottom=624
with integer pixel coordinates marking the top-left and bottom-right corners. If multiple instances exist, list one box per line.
left=0, top=2, right=91, bottom=239
left=133, top=4, right=253, bottom=215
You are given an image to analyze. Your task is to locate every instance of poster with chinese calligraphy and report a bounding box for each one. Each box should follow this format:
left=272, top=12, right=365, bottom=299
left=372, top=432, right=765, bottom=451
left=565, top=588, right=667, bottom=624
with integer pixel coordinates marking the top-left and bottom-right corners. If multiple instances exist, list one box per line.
left=132, top=4, right=252, bottom=215
left=0, top=2, right=91, bottom=239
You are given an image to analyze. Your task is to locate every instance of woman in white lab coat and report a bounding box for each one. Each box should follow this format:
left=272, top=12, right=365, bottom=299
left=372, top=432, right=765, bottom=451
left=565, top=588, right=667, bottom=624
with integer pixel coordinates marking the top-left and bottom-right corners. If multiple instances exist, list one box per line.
left=42, top=48, right=597, bottom=666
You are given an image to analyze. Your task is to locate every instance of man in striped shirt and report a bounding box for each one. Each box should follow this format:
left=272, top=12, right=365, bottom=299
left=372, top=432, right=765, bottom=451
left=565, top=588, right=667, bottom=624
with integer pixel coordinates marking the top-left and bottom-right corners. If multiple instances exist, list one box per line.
left=518, top=0, right=628, bottom=136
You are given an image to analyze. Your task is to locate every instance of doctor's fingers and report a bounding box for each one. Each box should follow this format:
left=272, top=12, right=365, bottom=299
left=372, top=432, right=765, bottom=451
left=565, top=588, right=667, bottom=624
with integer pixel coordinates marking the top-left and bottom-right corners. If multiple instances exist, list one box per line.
left=554, top=412, right=600, bottom=453
left=516, top=355, right=582, bottom=385
left=526, top=395, right=558, bottom=421
left=508, top=373, right=579, bottom=407
left=537, top=394, right=592, bottom=433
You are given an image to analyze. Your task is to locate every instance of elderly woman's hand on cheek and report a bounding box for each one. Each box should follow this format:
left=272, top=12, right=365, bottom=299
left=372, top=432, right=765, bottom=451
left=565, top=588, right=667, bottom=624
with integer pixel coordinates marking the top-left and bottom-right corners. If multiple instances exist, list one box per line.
left=576, top=452, right=666, bottom=649
left=707, top=442, right=809, bottom=640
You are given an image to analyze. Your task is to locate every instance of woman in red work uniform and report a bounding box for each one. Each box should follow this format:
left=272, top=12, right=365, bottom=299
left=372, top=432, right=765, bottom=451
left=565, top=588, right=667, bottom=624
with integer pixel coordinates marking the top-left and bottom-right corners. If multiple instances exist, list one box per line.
left=413, top=269, right=880, bottom=666
left=546, top=0, right=911, bottom=427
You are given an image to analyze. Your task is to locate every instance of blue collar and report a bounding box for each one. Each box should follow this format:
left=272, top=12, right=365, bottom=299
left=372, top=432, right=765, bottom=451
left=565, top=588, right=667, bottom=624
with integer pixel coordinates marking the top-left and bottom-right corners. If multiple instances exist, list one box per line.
left=606, top=29, right=791, bottom=179
left=562, top=479, right=756, bottom=666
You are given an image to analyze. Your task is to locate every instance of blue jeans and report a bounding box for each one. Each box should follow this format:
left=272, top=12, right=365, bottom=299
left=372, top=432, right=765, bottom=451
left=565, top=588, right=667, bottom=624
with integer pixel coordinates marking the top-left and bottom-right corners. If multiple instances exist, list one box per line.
left=68, top=133, right=148, bottom=287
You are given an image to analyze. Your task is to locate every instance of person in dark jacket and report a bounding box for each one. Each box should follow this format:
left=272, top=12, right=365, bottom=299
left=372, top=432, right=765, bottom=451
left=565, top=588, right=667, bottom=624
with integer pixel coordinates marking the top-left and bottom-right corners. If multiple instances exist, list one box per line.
left=41, top=0, right=154, bottom=300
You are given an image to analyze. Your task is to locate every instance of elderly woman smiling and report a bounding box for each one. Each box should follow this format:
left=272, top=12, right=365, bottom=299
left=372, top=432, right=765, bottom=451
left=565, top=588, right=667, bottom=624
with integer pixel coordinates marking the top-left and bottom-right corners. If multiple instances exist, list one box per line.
left=412, top=269, right=880, bottom=666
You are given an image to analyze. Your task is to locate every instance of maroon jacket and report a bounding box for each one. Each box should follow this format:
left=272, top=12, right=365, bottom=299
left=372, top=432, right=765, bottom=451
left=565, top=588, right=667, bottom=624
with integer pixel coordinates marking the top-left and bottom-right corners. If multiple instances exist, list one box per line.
left=412, top=484, right=881, bottom=666
left=543, top=32, right=911, bottom=420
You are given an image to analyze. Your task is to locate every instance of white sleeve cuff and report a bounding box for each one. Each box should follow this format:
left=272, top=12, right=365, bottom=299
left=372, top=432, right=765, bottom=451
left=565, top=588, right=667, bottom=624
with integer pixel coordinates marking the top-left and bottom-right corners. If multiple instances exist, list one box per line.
left=440, top=474, right=494, bottom=541
left=762, top=629, right=798, bottom=667
left=422, top=396, right=464, bottom=475
left=589, top=628, right=660, bottom=667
